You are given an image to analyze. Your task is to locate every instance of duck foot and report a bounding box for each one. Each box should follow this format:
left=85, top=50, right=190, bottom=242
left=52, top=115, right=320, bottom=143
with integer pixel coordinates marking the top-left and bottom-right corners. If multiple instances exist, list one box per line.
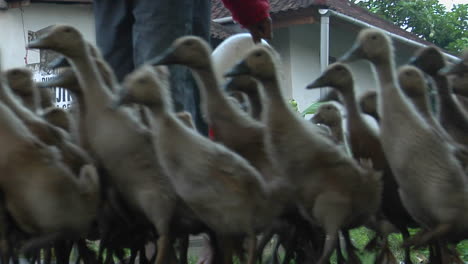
left=402, top=224, right=450, bottom=249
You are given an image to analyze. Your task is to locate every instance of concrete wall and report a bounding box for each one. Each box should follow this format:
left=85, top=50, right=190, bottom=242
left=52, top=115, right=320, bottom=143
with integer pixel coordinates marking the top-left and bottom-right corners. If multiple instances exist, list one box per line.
left=0, top=3, right=95, bottom=69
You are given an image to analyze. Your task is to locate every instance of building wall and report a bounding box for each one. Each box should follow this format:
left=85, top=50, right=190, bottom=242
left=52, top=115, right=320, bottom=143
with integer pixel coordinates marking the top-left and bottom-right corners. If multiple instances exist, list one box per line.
left=269, top=27, right=293, bottom=99
left=0, top=3, right=95, bottom=69
left=269, top=18, right=420, bottom=112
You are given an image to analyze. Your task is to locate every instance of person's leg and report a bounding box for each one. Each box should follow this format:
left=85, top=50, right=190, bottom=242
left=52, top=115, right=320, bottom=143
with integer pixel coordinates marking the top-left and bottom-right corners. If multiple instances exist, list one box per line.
left=189, top=0, right=211, bottom=134
left=93, top=0, right=134, bottom=81
left=133, top=0, right=208, bottom=134
left=192, top=0, right=211, bottom=41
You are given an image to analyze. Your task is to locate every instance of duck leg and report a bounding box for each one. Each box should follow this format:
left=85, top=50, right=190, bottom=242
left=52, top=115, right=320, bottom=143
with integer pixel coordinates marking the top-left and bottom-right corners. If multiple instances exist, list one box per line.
left=374, top=237, right=397, bottom=264
left=178, top=234, right=189, bottom=264
left=139, top=244, right=149, bottom=264
left=128, top=247, right=138, bottom=264
left=154, top=235, right=171, bottom=264
left=216, top=235, right=234, bottom=264
left=77, top=239, right=97, bottom=264
left=57, top=240, right=74, bottom=264
left=0, top=202, right=10, bottom=264
left=246, top=235, right=257, bottom=264
left=268, top=236, right=281, bottom=264
left=444, top=242, right=464, bottom=264
left=342, top=230, right=361, bottom=264
left=256, top=228, right=274, bottom=263
left=335, top=233, right=346, bottom=264
left=313, top=192, right=350, bottom=264
left=403, top=224, right=450, bottom=248
left=44, top=246, right=52, bottom=264
left=401, top=228, right=413, bottom=264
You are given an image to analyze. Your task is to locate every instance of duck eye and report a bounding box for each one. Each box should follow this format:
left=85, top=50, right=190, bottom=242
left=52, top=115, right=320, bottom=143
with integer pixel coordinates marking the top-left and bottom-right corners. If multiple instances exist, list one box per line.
left=255, top=52, right=262, bottom=57
left=371, top=35, right=378, bottom=40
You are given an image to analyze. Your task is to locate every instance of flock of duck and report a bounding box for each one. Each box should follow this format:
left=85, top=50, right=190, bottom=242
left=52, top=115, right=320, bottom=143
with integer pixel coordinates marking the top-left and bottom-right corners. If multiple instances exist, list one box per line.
left=0, top=24, right=467, bottom=264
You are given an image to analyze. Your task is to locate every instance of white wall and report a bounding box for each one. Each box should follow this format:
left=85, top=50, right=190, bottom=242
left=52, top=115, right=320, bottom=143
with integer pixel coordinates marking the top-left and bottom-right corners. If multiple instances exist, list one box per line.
left=270, top=23, right=323, bottom=112
left=269, top=27, right=293, bottom=99
left=269, top=18, right=421, bottom=112
left=0, top=3, right=95, bottom=69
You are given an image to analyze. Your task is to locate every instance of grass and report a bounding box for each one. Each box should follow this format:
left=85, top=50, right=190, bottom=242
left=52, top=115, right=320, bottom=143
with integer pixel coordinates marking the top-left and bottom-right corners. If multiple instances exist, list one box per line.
left=89, top=227, right=468, bottom=264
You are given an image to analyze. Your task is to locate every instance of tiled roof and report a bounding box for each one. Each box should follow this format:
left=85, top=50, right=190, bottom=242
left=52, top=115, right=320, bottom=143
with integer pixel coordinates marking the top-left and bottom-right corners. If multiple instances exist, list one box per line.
left=325, top=0, right=432, bottom=46
left=31, top=0, right=91, bottom=2
left=211, top=0, right=326, bottom=19
left=211, top=0, right=431, bottom=46
left=211, top=22, right=239, bottom=40
left=24, top=0, right=433, bottom=45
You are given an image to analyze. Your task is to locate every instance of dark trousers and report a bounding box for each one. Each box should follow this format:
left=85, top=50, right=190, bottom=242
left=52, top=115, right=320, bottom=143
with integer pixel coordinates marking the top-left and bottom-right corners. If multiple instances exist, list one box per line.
left=93, top=0, right=210, bottom=134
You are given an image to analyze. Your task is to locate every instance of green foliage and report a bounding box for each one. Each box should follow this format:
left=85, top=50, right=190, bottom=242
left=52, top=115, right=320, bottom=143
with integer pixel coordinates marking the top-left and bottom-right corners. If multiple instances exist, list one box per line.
left=351, top=0, right=468, bottom=53
left=289, top=99, right=299, bottom=112
left=457, top=240, right=468, bottom=261
left=301, top=102, right=324, bottom=116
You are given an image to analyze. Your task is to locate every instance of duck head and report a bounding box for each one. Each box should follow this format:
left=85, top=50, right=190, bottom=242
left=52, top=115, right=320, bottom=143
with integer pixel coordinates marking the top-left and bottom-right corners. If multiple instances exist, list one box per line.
left=225, top=46, right=278, bottom=81
left=113, top=65, right=171, bottom=110
left=440, top=50, right=468, bottom=76
left=27, top=25, right=87, bottom=59
left=306, top=63, right=354, bottom=93
left=358, top=90, right=378, bottom=119
left=5, top=68, right=36, bottom=96
left=451, top=73, right=468, bottom=96
left=410, top=46, right=446, bottom=76
left=224, top=75, right=259, bottom=94
left=340, top=29, right=393, bottom=64
left=148, top=36, right=212, bottom=69
left=398, top=65, right=428, bottom=98
left=37, top=67, right=82, bottom=96
left=311, top=102, right=342, bottom=126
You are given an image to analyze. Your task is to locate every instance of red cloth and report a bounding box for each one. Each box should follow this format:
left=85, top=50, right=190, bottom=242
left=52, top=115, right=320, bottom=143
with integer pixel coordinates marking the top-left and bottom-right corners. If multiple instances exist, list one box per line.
left=221, top=0, right=270, bottom=28
left=208, top=127, right=215, bottom=140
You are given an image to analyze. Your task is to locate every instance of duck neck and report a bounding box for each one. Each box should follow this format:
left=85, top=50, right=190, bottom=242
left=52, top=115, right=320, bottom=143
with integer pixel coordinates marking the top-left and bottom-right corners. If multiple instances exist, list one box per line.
left=147, top=103, right=170, bottom=121
left=409, top=94, right=432, bottom=121
left=68, top=48, right=114, bottom=109
left=330, top=122, right=344, bottom=143
left=191, top=66, right=229, bottom=108
left=340, top=86, right=361, bottom=122
left=261, top=77, right=290, bottom=109
left=373, top=59, right=406, bottom=114
left=248, top=90, right=263, bottom=120
left=433, top=75, right=456, bottom=114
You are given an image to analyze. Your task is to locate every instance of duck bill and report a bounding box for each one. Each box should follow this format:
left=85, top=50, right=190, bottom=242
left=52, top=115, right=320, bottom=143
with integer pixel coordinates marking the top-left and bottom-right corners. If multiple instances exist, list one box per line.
left=109, top=98, right=124, bottom=110
left=110, top=86, right=131, bottom=110
left=310, top=114, right=323, bottom=124
left=27, top=37, right=51, bottom=50
left=407, top=55, right=418, bottom=66
left=36, top=80, right=58, bottom=89
left=339, top=43, right=364, bottom=63
left=306, top=76, right=328, bottom=89
left=48, top=56, right=70, bottom=69
left=224, top=78, right=236, bottom=92
left=147, top=48, right=177, bottom=66
left=439, top=63, right=463, bottom=75
left=224, top=61, right=250, bottom=77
